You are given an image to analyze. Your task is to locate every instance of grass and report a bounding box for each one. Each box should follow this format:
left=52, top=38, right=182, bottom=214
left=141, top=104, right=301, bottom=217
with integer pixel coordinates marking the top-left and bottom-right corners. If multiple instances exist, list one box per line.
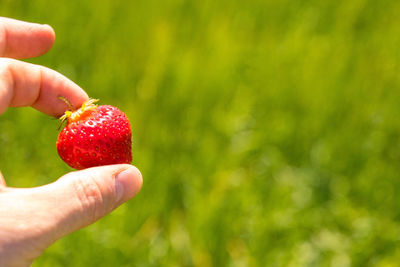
left=2, top=0, right=400, bottom=266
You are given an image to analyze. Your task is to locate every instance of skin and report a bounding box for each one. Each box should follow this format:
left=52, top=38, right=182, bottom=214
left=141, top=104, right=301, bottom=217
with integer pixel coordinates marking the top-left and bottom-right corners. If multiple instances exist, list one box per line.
left=0, top=17, right=143, bottom=267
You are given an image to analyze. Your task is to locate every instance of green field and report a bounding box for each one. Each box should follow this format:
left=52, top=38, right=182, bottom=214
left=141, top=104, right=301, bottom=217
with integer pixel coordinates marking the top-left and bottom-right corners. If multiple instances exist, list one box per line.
left=2, top=0, right=400, bottom=266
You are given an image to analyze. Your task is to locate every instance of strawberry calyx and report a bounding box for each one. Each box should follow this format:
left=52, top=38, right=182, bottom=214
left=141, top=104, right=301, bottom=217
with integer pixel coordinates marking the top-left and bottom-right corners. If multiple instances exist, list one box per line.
left=59, top=98, right=99, bottom=125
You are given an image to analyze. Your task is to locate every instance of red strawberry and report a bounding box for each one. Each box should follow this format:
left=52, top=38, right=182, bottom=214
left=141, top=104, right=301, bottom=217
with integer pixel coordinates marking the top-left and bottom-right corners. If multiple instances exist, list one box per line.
left=56, top=99, right=132, bottom=170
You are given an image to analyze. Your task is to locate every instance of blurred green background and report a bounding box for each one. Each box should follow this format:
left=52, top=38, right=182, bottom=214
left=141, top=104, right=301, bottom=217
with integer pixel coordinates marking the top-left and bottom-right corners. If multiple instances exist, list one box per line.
left=2, top=0, right=400, bottom=266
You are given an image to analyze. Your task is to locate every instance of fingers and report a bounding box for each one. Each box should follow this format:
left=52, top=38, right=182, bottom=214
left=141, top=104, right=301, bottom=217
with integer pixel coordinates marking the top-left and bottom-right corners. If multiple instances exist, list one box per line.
left=0, top=18, right=86, bottom=116
left=0, top=58, right=88, bottom=116
left=0, top=17, right=55, bottom=59
left=39, top=164, right=142, bottom=238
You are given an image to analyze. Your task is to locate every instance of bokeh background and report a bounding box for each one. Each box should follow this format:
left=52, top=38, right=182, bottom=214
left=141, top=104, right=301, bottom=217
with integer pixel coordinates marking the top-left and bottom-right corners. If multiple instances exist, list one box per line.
left=2, top=0, right=400, bottom=266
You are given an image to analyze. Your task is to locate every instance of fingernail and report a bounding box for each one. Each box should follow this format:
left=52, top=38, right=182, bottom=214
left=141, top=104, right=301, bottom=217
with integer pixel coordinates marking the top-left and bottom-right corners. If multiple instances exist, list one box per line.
left=41, top=24, right=53, bottom=31
left=115, top=174, right=125, bottom=203
left=115, top=166, right=143, bottom=203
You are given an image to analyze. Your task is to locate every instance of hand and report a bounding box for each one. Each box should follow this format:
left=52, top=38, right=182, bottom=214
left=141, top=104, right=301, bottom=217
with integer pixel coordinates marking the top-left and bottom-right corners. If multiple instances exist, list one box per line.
left=0, top=17, right=143, bottom=267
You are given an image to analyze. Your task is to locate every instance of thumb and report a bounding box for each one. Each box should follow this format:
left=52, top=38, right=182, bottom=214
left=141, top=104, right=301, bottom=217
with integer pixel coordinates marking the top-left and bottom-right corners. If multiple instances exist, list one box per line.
left=43, top=164, right=142, bottom=238
left=0, top=164, right=141, bottom=265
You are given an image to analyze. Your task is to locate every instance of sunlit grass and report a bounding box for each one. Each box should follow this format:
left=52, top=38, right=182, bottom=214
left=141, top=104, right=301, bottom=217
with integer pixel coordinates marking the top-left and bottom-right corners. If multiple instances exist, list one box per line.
left=2, top=0, right=400, bottom=266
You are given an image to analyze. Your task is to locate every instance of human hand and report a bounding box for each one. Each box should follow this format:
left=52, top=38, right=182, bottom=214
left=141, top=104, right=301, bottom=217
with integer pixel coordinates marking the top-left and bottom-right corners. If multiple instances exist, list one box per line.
left=0, top=17, right=143, bottom=267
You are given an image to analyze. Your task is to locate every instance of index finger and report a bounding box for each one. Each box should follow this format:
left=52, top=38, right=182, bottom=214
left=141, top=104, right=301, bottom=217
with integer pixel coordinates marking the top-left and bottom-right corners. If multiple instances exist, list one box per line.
left=0, top=17, right=55, bottom=59
left=0, top=58, right=88, bottom=116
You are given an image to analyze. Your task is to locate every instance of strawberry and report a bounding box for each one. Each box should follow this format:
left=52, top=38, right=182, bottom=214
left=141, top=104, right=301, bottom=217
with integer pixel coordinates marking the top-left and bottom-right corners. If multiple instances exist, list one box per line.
left=56, top=98, right=132, bottom=170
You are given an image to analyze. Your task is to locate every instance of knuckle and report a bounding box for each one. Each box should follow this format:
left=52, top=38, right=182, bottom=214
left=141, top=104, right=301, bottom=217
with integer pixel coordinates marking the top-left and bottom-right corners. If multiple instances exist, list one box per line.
left=0, top=58, right=12, bottom=114
left=72, top=176, right=105, bottom=222
left=0, top=23, right=5, bottom=56
left=0, top=58, right=11, bottom=75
